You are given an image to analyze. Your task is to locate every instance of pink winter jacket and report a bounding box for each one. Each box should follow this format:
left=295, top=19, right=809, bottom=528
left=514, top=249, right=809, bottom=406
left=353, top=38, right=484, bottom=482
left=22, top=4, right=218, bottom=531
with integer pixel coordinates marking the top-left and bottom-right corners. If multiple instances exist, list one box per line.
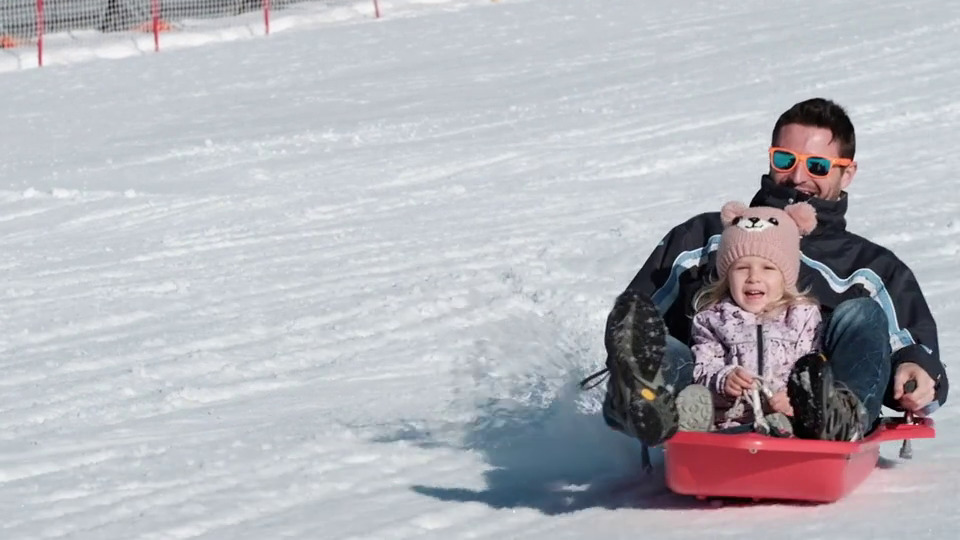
left=691, top=299, right=822, bottom=426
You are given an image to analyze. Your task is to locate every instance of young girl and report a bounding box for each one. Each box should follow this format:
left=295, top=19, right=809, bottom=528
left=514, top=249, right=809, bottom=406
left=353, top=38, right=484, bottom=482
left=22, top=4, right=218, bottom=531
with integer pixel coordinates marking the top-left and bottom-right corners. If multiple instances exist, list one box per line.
left=677, top=200, right=821, bottom=434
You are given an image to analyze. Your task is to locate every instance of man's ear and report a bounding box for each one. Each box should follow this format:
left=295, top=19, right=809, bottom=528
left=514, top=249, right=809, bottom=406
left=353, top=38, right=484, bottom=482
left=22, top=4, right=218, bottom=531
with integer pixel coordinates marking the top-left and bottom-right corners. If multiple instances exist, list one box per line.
left=840, top=160, right=857, bottom=190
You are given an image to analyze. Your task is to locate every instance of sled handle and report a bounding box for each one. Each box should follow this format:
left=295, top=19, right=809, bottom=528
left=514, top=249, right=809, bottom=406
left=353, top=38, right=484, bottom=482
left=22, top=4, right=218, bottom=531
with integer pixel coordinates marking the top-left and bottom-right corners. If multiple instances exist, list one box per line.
left=900, top=379, right=918, bottom=459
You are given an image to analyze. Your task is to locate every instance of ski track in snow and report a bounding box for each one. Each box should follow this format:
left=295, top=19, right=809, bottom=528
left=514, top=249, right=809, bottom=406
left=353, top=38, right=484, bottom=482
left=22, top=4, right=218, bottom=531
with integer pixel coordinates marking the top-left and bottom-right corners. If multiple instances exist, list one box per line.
left=2, top=0, right=960, bottom=538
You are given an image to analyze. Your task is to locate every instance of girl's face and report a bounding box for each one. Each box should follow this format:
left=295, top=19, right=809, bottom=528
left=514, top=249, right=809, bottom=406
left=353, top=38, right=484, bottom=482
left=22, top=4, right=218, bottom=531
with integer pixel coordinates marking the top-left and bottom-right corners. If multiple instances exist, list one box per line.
left=727, top=256, right=785, bottom=314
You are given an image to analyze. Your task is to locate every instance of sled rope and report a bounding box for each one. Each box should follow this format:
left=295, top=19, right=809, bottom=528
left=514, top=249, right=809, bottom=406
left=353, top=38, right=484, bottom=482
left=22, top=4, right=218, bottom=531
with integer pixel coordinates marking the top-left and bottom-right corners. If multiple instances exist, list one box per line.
left=744, top=379, right=784, bottom=435
left=578, top=367, right=609, bottom=391
left=746, top=381, right=771, bottom=433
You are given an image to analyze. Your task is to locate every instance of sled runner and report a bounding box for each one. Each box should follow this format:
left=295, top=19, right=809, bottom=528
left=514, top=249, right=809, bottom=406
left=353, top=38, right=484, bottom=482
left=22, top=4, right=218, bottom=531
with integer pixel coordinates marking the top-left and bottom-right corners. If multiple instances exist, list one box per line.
left=663, top=415, right=935, bottom=503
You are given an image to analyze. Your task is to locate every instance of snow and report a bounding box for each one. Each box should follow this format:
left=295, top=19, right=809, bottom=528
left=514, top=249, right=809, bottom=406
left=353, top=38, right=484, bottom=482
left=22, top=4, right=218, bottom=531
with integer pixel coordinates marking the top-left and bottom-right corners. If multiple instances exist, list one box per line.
left=2, top=0, right=960, bottom=538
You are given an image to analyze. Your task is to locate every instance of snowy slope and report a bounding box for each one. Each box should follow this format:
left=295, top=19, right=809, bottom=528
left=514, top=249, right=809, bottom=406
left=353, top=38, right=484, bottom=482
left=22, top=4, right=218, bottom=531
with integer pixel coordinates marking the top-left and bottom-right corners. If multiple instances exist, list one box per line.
left=2, top=0, right=960, bottom=538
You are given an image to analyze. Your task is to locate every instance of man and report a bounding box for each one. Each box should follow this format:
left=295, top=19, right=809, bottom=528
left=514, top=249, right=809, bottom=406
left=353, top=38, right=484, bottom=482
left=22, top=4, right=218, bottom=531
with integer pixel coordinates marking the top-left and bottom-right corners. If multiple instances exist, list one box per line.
left=597, top=98, right=948, bottom=446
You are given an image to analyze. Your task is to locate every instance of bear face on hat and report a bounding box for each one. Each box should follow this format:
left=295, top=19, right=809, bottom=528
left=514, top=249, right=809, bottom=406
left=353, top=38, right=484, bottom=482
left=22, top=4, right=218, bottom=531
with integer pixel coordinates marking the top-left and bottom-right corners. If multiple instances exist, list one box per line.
left=716, top=201, right=818, bottom=292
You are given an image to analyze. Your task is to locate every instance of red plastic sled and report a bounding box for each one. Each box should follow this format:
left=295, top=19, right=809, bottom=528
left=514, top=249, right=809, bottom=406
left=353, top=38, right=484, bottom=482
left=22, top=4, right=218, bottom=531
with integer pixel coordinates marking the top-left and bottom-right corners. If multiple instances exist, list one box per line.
left=664, top=417, right=935, bottom=503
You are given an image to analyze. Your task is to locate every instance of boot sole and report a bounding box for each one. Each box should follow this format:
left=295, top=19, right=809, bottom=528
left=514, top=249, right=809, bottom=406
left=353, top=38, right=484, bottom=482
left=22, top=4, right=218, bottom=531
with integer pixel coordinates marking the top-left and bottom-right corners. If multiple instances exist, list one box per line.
left=605, top=291, right=678, bottom=445
left=788, top=353, right=831, bottom=440
left=676, top=385, right=714, bottom=432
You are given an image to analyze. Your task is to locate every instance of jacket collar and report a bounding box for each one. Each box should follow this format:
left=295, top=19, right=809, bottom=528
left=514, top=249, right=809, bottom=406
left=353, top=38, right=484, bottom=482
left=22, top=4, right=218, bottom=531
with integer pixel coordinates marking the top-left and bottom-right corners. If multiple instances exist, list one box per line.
left=716, top=297, right=789, bottom=323
left=749, top=175, right=848, bottom=235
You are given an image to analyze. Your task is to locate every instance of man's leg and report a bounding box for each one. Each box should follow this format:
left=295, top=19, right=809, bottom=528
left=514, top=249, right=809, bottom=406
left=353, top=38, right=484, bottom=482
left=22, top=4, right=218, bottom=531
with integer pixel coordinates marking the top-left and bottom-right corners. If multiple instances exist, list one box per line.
left=600, top=291, right=681, bottom=446
left=789, top=298, right=891, bottom=440
left=821, top=298, right=892, bottom=424
left=603, top=335, right=693, bottom=431
left=661, top=336, right=695, bottom=394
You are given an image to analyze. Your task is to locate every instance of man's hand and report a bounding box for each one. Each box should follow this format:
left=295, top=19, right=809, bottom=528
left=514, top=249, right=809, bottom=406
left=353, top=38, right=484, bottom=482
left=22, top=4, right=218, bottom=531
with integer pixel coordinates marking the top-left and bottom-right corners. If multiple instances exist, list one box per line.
left=723, top=367, right=755, bottom=397
left=893, top=362, right=937, bottom=413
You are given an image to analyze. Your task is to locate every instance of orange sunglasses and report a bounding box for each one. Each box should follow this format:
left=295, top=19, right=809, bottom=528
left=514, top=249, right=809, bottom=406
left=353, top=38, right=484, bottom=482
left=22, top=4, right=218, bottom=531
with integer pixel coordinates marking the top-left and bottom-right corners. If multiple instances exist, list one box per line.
left=769, top=147, right=853, bottom=178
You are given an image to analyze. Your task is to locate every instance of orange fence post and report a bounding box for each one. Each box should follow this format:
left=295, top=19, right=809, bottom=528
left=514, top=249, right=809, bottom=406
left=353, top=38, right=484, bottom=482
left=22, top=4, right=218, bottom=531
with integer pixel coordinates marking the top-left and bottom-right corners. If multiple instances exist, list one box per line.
left=264, top=0, right=271, bottom=35
left=37, top=0, right=45, bottom=66
left=152, top=0, right=160, bottom=51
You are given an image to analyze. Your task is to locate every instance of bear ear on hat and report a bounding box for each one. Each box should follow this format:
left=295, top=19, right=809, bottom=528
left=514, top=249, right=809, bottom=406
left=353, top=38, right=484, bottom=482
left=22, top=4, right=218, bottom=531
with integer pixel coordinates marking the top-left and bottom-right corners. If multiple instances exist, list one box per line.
left=720, top=201, right=748, bottom=227
left=784, top=202, right=818, bottom=236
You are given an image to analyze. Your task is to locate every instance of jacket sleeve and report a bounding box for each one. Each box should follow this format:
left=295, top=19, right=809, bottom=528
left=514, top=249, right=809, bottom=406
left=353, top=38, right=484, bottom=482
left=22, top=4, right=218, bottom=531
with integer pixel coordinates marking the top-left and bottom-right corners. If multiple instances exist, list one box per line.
left=795, top=304, right=823, bottom=357
left=691, top=311, right=736, bottom=396
left=879, top=259, right=948, bottom=410
left=623, top=212, right=721, bottom=342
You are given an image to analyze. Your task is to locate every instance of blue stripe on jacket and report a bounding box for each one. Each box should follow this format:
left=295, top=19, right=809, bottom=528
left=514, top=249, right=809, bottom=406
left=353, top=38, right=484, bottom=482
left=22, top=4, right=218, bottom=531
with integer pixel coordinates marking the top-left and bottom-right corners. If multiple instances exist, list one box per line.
left=650, top=241, right=916, bottom=353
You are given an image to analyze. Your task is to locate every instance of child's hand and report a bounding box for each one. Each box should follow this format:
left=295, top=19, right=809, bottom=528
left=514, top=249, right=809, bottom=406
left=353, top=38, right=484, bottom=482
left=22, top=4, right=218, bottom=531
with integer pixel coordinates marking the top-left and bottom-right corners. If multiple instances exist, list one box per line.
left=767, top=390, right=794, bottom=416
left=722, top=367, right=755, bottom=397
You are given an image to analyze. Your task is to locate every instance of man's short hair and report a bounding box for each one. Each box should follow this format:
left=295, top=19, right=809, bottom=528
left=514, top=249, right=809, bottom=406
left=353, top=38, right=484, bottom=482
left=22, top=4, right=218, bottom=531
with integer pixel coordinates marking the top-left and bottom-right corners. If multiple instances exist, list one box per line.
left=772, top=98, right=856, bottom=159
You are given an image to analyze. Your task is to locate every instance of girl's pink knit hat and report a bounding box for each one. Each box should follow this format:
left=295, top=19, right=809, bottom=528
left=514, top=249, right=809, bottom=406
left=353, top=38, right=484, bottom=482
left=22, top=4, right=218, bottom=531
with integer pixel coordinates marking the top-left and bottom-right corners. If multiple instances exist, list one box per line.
left=716, top=201, right=818, bottom=291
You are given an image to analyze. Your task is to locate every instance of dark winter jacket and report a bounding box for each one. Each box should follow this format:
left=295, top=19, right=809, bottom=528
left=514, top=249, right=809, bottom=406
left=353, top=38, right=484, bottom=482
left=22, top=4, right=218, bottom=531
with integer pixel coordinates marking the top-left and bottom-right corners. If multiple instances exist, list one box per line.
left=621, top=175, right=948, bottom=411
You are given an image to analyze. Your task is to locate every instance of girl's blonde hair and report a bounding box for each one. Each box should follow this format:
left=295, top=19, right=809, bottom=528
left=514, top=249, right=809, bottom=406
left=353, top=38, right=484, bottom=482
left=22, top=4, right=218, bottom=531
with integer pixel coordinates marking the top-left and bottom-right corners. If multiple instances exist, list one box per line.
left=693, top=276, right=819, bottom=317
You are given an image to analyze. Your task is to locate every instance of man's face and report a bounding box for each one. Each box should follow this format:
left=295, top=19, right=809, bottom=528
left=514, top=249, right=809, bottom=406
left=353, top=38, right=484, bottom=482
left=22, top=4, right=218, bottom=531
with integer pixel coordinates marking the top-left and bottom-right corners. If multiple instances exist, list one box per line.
left=769, top=123, right=857, bottom=201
